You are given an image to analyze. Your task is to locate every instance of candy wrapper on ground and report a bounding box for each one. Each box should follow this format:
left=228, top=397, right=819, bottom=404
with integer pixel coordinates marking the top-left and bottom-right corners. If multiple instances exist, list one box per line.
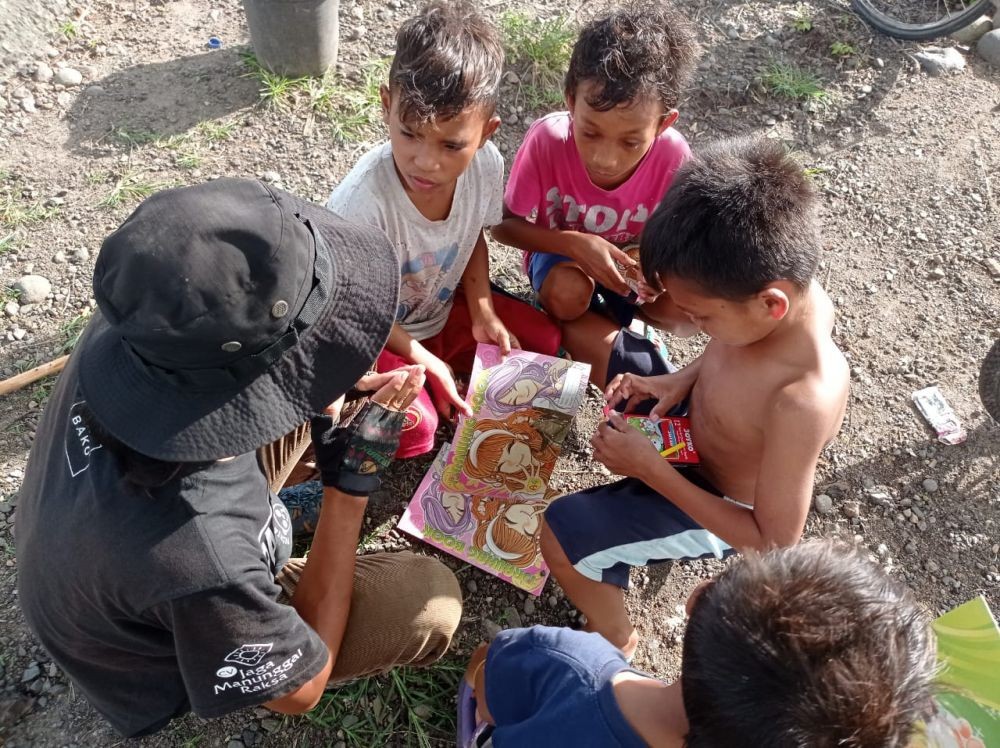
left=912, top=386, right=967, bottom=445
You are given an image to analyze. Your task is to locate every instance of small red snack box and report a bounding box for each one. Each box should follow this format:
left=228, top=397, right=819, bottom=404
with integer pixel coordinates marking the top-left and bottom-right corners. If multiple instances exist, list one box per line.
left=623, top=414, right=700, bottom=464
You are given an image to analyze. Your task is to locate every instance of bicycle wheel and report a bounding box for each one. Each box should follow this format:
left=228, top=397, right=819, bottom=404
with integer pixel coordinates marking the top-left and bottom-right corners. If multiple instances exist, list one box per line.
left=979, top=338, right=1000, bottom=423
left=851, top=0, right=995, bottom=40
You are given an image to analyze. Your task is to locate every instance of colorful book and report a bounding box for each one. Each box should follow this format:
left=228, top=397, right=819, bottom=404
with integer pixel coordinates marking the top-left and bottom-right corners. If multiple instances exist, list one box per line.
left=622, top=414, right=700, bottom=464
left=398, top=344, right=591, bottom=595
left=915, top=596, right=1000, bottom=747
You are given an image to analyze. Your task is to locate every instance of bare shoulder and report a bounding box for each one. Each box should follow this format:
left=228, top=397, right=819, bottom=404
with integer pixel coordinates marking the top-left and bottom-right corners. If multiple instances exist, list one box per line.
left=770, top=345, right=849, bottom=440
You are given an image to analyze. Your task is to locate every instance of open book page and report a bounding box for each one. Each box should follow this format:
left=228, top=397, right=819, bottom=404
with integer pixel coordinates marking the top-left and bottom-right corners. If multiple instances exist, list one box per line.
left=397, top=444, right=556, bottom=596
left=397, top=345, right=590, bottom=595
left=914, top=596, right=1000, bottom=747
left=442, top=345, right=591, bottom=500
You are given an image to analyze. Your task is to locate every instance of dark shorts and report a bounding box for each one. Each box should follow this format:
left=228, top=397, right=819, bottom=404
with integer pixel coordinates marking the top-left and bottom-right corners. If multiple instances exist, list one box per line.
left=607, top=327, right=683, bottom=416
left=527, top=251, right=637, bottom=326
left=544, top=471, right=736, bottom=589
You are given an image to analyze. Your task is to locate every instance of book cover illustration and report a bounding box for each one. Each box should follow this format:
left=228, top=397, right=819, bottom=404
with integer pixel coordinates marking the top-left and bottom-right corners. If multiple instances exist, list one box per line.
left=622, top=414, right=700, bottom=464
left=915, top=596, right=1000, bottom=748
left=398, top=444, right=557, bottom=596
left=443, top=345, right=591, bottom=500
left=398, top=344, right=590, bottom=595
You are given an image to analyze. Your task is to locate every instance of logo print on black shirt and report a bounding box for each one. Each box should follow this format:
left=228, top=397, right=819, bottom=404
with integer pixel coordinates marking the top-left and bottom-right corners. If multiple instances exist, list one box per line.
left=65, top=401, right=103, bottom=477
left=224, top=643, right=273, bottom=667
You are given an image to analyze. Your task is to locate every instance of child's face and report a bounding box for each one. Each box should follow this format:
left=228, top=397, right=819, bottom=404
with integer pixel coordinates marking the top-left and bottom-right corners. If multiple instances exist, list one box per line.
left=381, top=86, right=500, bottom=197
left=567, top=81, right=677, bottom=190
left=663, top=277, right=790, bottom=346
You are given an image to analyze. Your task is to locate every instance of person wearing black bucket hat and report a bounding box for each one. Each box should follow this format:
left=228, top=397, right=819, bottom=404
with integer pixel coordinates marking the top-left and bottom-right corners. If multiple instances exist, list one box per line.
left=14, top=179, right=463, bottom=737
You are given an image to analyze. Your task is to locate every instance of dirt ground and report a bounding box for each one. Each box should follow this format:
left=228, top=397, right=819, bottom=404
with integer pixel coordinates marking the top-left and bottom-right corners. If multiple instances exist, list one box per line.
left=0, top=0, right=998, bottom=745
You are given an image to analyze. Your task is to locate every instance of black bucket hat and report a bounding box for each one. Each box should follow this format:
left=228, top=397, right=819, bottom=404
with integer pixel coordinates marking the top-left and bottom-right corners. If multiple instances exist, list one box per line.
left=78, top=178, right=399, bottom=462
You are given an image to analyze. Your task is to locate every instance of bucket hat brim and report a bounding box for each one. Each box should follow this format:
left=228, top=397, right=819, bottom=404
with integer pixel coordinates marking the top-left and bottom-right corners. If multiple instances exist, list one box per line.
left=78, top=195, right=399, bottom=462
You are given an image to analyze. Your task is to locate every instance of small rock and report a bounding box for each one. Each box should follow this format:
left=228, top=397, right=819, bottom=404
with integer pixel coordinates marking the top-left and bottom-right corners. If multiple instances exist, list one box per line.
left=951, top=15, right=993, bottom=44
left=13, top=328, right=26, bottom=340
left=4, top=301, right=19, bottom=318
left=984, top=257, right=1000, bottom=279
left=547, top=595, right=558, bottom=609
left=20, top=96, right=36, bottom=113
left=33, top=63, right=53, bottom=82
left=842, top=501, right=860, bottom=519
left=979, top=29, right=1000, bottom=66
left=922, top=478, right=939, bottom=493
left=813, top=493, right=834, bottom=515
left=21, top=665, right=40, bottom=683
left=71, top=247, right=90, bottom=264
left=347, top=25, right=367, bottom=41
left=226, top=740, right=244, bottom=748
left=503, top=606, right=523, bottom=629
left=54, top=67, right=83, bottom=86
left=413, top=704, right=433, bottom=719
left=53, top=251, right=67, bottom=264
left=260, top=171, right=280, bottom=183
left=914, top=47, right=966, bottom=76
left=927, top=267, right=946, bottom=281
left=260, top=718, right=280, bottom=733
left=56, top=91, right=73, bottom=108
left=523, top=598, right=535, bottom=616
left=483, top=619, right=503, bottom=640
left=13, top=275, right=51, bottom=304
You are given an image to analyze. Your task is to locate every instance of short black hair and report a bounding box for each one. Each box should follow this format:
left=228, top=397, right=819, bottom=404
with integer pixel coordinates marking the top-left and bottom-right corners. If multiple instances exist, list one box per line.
left=641, top=136, right=821, bottom=300
left=388, top=0, right=503, bottom=124
left=682, top=541, right=937, bottom=748
left=564, top=2, right=700, bottom=112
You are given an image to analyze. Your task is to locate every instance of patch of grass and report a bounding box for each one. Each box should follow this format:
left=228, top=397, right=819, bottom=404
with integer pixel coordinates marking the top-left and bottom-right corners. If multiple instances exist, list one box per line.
left=0, top=191, right=59, bottom=229
left=112, top=127, right=161, bottom=148
left=791, top=11, right=813, bottom=32
left=500, top=12, right=574, bottom=109
left=197, top=120, right=239, bottom=143
left=59, top=19, right=79, bottom=39
left=830, top=41, right=857, bottom=58
left=302, top=660, right=464, bottom=747
left=241, top=52, right=310, bottom=110
left=0, top=232, right=18, bottom=255
left=59, top=312, right=91, bottom=355
left=761, top=63, right=827, bottom=101
left=99, top=170, right=167, bottom=209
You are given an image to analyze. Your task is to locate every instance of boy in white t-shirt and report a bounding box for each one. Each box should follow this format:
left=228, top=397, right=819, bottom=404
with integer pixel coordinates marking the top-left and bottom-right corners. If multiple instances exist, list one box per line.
left=492, top=4, right=702, bottom=386
left=328, top=1, right=560, bottom=458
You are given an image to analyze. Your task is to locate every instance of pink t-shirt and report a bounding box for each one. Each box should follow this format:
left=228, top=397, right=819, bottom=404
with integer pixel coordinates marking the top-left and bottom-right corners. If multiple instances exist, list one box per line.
left=505, top=111, right=690, bottom=246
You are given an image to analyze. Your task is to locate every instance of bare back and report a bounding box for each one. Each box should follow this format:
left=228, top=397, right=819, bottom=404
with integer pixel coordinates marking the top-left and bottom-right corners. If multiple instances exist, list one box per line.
left=689, top=283, right=848, bottom=507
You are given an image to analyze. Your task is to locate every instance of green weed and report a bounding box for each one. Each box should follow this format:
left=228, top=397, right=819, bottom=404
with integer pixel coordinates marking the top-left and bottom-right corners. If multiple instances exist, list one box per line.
left=0, top=232, right=18, bottom=255
left=0, top=191, right=59, bottom=229
left=791, top=11, right=813, bottom=32
left=830, top=41, right=857, bottom=58
left=59, top=312, right=91, bottom=354
left=500, top=12, right=575, bottom=109
left=761, top=63, right=827, bottom=101
left=240, top=52, right=310, bottom=110
left=198, top=120, right=239, bottom=143
left=59, top=20, right=79, bottom=39
left=302, top=660, right=464, bottom=747
left=99, top=170, right=167, bottom=209
left=112, top=127, right=160, bottom=147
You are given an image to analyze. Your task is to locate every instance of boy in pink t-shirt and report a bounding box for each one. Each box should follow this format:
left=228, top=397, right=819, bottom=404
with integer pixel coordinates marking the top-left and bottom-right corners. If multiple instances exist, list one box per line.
left=492, top=4, right=702, bottom=385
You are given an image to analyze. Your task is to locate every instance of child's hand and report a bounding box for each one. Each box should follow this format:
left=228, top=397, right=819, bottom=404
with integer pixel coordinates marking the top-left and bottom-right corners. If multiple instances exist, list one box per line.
left=471, top=311, right=521, bottom=357
left=569, top=233, right=635, bottom=297
left=605, top=371, right=693, bottom=419
left=592, top=413, right=662, bottom=481
left=424, top=355, right=473, bottom=420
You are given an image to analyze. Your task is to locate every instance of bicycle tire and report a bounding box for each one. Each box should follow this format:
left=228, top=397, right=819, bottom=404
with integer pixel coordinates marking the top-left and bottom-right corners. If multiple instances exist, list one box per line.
left=979, top=338, right=1000, bottom=423
left=851, top=0, right=995, bottom=40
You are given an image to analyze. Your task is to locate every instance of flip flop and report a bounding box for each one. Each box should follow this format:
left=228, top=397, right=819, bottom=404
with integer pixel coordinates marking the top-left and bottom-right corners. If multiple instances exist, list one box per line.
left=456, top=678, right=478, bottom=748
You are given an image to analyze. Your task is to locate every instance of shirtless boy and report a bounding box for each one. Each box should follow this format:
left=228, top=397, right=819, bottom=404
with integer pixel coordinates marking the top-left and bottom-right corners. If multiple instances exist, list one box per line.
left=540, top=137, right=850, bottom=656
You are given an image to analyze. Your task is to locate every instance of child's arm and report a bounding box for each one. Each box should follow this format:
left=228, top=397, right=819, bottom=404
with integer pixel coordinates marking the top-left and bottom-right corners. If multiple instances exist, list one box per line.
left=593, top=389, right=831, bottom=549
left=385, top=325, right=472, bottom=419
left=491, top=207, right=634, bottom=297
left=461, top=230, right=520, bottom=356
left=464, top=643, right=495, bottom=724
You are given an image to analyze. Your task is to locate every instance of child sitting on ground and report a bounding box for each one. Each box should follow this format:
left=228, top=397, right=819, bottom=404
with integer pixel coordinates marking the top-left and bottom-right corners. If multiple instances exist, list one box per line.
left=491, top=3, right=701, bottom=386
left=327, top=1, right=560, bottom=458
left=540, top=136, right=851, bottom=658
left=462, top=540, right=936, bottom=747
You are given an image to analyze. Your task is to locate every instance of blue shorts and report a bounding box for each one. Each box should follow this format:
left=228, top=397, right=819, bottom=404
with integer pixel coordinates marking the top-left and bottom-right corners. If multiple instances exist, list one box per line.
left=544, top=471, right=735, bottom=589
left=527, top=251, right=637, bottom=327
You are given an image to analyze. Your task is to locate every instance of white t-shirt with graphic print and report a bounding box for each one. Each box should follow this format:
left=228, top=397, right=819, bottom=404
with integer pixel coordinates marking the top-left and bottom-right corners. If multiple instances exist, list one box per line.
left=326, top=140, right=504, bottom=341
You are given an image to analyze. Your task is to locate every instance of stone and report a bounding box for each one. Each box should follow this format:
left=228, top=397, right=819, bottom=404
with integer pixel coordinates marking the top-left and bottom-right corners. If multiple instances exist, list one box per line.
left=950, top=15, right=993, bottom=44
left=466, top=579, right=478, bottom=593
left=523, top=598, right=535, bottom=616
left=547, top=595, right=558, bottom=609
left=984, top=257, right=1000, bottom=279
left=21, top=664, right=40, bottom=682
left=978, top=29, right=1000, bottom=66
left=813, top=493, right=834, bottom=515
left=71, top=247, right=90, bottom=264
left=13, top=275, right=51, bottom=304
left=20, top=96, right=36, bottom=113
left=413, top=704, right=433, bottom=719
left=54, top=67, right=83, bottom=86
left=260, top=718, right=281, bottom=733
left=927, top=267, right=946, bottom=280
left=260, top=171, right=280, bottom=183
left=484, top=619, right=503, bottom=640
left=56, top=91, right=73, bottom=108
left=53, top=251, right=67, bottom=263
left=842, top=501, right=860, bottom=519
left=33, top=62, right=53, bottom=82
left=922, top=478, right=939, bottom=493
left=503, top=606, right=523, bottom=629
left=4, top=301, right=19, bottom=318
left=226, top=740, right=244, bottom=748
left=914, top=47, right=966, bottom=76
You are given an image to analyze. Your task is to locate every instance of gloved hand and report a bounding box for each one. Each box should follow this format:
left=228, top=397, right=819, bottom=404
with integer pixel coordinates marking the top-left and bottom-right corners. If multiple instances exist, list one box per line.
left=310, top=365, right=427, bottom=496
left=310, top=402, right=405, bottom=495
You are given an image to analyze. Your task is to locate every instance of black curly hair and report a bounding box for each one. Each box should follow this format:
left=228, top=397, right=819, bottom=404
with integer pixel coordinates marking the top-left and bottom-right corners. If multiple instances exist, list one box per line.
left=564, top=2, right=701, bottom=112
left=388, top=0, right=504, bottom=123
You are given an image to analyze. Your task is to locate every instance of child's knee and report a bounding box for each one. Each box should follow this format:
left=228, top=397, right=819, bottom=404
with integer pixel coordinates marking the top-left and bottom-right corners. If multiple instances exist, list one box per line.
left=395, top=389, right=439, bottom=459
left=540, top=266, right=594, bottom=321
